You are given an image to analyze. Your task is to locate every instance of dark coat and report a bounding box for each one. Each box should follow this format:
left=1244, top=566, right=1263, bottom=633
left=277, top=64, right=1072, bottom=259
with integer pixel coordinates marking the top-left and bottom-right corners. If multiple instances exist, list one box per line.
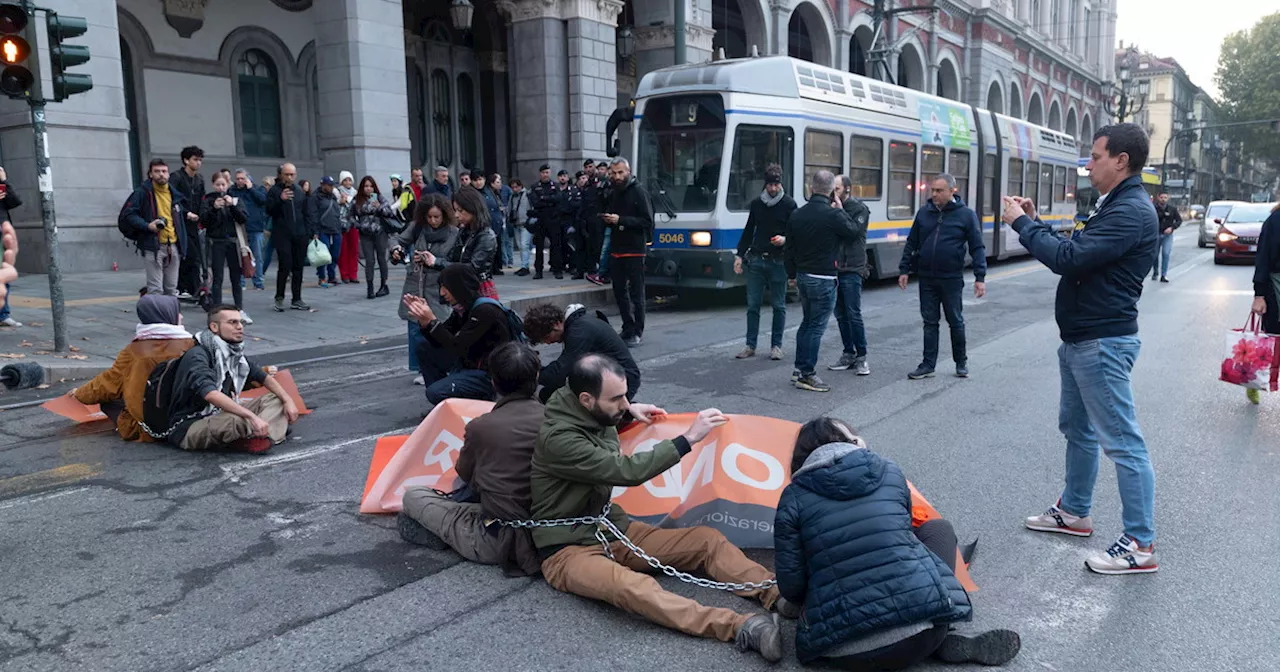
left=228, top=185, right=269, bottom=233
left=538, top=308, right=639, bottom=403
left=198, top=191, right=248, bottom=240
left=784, top=194, right=857, bottom=278
left=1253, top=210, right=1280, bottom=334
left=0, top=179, right=22, bottom=224
left=306, top=189, right=344, bottom=236
left=119, top=181, right=191, bottom=256
left=165, top=341, right=267, bottom=446
left=529, top=179, right=562, bottom=226
left=265, top=182, right=310, bottom=238
left=737, top=192, right=797, bottom=259
left=423, top=300, right=512, bottom=370
left=169, top=169, right=204, bottom=213
left=898, top=196, right=987, bottom=281
left=422, top=180, right=453, bottom=199
left=451, top=225, right=497, bottom=281
left=1012, top=174, right=1158, bottom=343
left=837, top=196, right=871, bottom=277
left=1155, top=202, right=1182, bottom=233
left=455, top=393, right=544, bottom=576
left=774, top=444, right=972, bottom=663
left=603, top=176, right=654, bottom=255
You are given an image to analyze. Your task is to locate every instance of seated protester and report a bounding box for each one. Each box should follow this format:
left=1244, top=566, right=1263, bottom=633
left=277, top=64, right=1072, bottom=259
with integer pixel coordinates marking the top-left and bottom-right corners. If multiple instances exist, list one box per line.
left=398, top=342, right=543, bottom=576
left=71, top=295, right=195, bottom=441
left=774, top=416, right=1021, bottom=670
left=402, top=263, right=513, bottom=405
left=531, top=354, right=785, bottom=662
left=522, top=302, right=639, bottom=404
left=161, top=305, right=301, bottom=453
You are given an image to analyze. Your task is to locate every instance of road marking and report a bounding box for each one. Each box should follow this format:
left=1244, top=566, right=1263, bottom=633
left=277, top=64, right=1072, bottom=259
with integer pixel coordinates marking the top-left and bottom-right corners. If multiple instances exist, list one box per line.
left=295, top=366, right=410, bottom=390
left=10, top=295, right=139, bottom=309
left=0, top=486, right=92, bottom=512
left=220, top=426, right=418, bottom=483
left=0, top=463, right=103, bottom=498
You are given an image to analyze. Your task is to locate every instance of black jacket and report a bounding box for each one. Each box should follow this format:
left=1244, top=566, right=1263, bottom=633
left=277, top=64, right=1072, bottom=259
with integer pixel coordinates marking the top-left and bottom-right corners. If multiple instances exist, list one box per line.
left=898, top=197, right=987, bottom=281
left=306, top=189, right=344, bottom=235
left=604, top=176, right=654, bottom=255
left=1155, top=202, right=1181, bottom=233
left=199, top=191, right=248, bottom=240
left=169, top=169, right=204, bottom=213
left=119, top=180, right=191, bottom=256
left=558, top=183, right=582, bottom=230
left=579, top=177, right=605, bottom=230
left=737, top=191, right=797, bottom=259
left=837, top=196, right=871, bottom=276
left=424, top=300, right=512, bottom=370
left=266, top=182, right=310, bottom=238
left=1253, top=210, right=1280, bottom=333
left=529, top=179, right=562, bottom=225
left=165, top=341, right=267, bottom=446
left=784, top=194, right=857, bottom=278
left=538, top=308, right=640, bottom=403
left=1012, top=173, right=1158, bottom=343
left=0, top=180, right=22, bottom=224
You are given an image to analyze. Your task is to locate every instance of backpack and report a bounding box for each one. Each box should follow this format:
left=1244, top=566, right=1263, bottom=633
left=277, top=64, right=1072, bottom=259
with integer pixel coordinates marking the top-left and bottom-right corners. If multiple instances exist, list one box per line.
left=141, top=357, right=184, bottom=438
left=472, top=297, right=528, bottom=344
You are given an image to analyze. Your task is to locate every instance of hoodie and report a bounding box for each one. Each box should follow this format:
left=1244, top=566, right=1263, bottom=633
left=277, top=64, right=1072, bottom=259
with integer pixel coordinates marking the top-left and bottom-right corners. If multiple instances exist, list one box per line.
left=421, top=264, right=512, bottom=369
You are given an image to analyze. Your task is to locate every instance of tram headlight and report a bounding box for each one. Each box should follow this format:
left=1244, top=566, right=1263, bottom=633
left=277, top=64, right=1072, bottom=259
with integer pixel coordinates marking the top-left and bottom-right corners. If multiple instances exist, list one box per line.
left=690, top=231, right=712, bottom=247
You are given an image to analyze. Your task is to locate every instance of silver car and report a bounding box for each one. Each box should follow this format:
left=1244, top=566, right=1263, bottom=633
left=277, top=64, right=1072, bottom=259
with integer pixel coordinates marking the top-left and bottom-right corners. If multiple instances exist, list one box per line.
left=1199, top=200, right=1248, bottom=248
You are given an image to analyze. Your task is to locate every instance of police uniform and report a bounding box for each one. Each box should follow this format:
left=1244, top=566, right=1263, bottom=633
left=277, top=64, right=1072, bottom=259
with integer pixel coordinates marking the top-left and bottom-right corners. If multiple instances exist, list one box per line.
left=530, top=164, right=564, bottom=276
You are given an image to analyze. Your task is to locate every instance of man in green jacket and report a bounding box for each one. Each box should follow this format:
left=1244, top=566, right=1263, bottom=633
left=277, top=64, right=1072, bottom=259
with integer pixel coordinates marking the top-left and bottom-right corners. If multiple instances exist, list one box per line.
left=531, top=354, right=785, bottom=662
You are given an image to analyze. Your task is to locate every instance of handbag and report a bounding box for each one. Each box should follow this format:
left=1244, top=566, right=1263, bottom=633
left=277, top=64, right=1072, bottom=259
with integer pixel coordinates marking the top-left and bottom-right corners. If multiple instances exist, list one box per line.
left=1219, top=313, right=1279, bottom=392
left=234, top=224, right=255, bottom=279
left=307, top=238, right=332, bottom=266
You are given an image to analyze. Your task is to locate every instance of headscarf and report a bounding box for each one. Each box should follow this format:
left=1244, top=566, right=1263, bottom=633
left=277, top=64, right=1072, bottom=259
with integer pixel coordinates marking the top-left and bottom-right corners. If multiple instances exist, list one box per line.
left=133, top=295, right=192, bottom=341
left=196, top=329, right=251, bottom=406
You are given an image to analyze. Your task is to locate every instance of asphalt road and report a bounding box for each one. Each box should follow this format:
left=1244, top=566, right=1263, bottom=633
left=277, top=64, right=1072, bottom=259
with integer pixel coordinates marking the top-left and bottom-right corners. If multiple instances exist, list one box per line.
left=2, top=230, right=1276, bottom=672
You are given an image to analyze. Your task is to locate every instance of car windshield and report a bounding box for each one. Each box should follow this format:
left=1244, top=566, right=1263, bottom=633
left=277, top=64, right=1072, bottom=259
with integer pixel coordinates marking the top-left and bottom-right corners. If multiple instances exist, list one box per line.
left=1226, top=204, right=1274, bottom=223
left=1206, top=204, right=1234, bottom=220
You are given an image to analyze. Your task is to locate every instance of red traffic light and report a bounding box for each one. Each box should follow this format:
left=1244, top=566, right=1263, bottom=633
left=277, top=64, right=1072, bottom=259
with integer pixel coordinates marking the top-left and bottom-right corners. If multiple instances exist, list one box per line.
left=0, top=35, right=28, bottom=64
left=0, top=4, right=27, bottom=35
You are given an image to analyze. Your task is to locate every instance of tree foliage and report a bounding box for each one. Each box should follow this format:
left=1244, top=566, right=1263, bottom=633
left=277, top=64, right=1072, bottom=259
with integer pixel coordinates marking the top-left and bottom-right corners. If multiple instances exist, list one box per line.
left=1214, top=12, right=1280, bottom=162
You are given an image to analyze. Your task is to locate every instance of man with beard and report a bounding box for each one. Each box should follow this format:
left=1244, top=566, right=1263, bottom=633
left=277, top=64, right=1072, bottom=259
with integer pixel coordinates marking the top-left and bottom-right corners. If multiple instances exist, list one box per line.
left=601, top=158, right=654, bottom=346
left=531, top=354, right=785, bottom=661
left=159, top=305, right=300, bottom=453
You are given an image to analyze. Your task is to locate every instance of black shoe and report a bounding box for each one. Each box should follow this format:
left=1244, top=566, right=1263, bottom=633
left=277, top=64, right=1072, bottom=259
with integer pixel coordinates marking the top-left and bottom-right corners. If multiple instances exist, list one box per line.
left=571, top=273, right=585, bottom=280
left=553, top=271, right=564, bottom=280
left=290, top=299, right=311, bottom=311
left=515, top=268, right=530, bottom=277
left=955, top=363, right=969, bottom=378
left=624, top=335, right=641, bottom=347
left=1160, top=276, right=1169, bottom=283
left=367, top=288, right=375, bottom=299
left=273, top=298, right=285, bottom=312
left=908, top=365, right=936, bottom=380
left=533, top=272, right=543, bottom=280
left=493, top=269, right=505, bottom=276
left=734, top=613, right=782, bottom=662
left=934, top=629, right=1021, bottom=666
left=375, top=284, right=390, bottom=298
left=396, top=512, right=449, bottom=551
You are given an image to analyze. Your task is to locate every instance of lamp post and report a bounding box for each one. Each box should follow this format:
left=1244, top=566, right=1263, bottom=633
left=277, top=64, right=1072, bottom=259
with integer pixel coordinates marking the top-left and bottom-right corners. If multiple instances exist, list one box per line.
left=450, top=0, right=474, bottom=32
left=617, top=25, right=635, bottom=60
left=1102, top=58, right=1149, bottom=123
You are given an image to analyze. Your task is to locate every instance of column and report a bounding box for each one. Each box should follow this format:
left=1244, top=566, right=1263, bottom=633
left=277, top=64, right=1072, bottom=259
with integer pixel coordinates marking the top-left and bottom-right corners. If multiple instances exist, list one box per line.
left=769, top=0, right=789, bottom=57
left=834, top=0, right=852, bottom=71
left=0, top=0, right=133, bottom=272
left=479, top=51, right=510, bottom=174
left=566, top=0, right=623, bottom=158
left=313, top=0, right=410, bottom=182
left=632, top=0, right=714, bottom=83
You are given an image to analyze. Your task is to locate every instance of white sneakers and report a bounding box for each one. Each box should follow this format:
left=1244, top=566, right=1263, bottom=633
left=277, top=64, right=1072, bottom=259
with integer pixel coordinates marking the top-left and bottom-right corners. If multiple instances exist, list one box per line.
left=1024, top=504, right=1094, bottom=537
left=1026, top=503, right=1158, bottom=575
left=240, top=311, right=253, bottom=325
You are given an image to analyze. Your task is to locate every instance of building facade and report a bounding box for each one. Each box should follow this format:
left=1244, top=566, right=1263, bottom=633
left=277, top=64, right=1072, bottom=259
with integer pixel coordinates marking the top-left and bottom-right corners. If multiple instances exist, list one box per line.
left=5, top=0, right=1121, bottom=273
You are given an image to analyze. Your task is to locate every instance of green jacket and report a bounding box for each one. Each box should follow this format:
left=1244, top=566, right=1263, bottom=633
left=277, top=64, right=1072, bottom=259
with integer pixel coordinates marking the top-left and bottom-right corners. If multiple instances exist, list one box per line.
left=530, top=386, right=689, bottom=549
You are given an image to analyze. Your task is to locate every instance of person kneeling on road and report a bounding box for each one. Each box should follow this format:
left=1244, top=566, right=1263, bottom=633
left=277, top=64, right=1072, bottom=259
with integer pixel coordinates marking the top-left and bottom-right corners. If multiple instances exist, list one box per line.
left=532, top=354, right=785, bottom=662
left=774, top=417, right=1020, bottom=670
left=522, top=302, right=639, bottom=404
left=160, top=304, right=300, bottom=453
left=398, top=342, right=543, bottom=576
left=403, top=263, right=516, bottom=406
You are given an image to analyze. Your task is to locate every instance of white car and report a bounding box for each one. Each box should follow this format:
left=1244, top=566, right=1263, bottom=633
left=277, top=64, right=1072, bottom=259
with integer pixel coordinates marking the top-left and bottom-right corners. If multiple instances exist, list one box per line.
left=1200, top=200, right=1248, bottom=248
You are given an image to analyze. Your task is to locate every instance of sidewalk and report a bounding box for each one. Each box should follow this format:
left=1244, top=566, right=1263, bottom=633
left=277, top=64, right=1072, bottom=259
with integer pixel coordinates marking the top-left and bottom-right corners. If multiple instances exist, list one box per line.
left=0, top=267, right=611, bottom=383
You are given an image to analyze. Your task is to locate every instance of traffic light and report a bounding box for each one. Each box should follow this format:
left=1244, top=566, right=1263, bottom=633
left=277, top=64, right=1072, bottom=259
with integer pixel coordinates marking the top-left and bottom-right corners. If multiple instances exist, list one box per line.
left=47, top=12, right=90, bottom=101
left=0, top=3, right=32, bottom=100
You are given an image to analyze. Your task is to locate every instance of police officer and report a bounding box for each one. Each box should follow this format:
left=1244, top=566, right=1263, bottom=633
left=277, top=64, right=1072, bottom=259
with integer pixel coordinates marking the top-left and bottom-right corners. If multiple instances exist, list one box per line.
left=558, top=169, right=583, bottom=279
left=529, top=164, right=564, bottom=279
left=578, top=160, right=604, bottom=280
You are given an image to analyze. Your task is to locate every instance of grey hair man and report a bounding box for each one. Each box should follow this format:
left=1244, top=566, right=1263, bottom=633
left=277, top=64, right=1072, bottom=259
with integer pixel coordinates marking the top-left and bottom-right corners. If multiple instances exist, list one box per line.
left=897, top=172, right=986, bottom=380
left=782, top=169, right=859, bottom=392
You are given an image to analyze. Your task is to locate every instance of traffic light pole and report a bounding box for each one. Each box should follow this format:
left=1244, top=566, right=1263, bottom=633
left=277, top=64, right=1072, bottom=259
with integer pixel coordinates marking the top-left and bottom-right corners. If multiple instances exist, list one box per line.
left=29, top=100, right=65, bottom=352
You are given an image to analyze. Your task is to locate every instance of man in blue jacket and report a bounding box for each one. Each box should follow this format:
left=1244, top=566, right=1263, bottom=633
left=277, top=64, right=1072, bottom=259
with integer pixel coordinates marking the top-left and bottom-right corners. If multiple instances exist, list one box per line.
left=230, top=169, right=268, bottom=290
left=1009, top=123, right=1159, bottom=575
left=898, top=173, right=986, bottom=380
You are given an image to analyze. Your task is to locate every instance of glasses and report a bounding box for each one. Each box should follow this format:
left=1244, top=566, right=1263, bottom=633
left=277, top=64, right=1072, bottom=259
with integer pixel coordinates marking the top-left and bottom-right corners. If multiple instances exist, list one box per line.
left=222, top=319, right=244, bottom=327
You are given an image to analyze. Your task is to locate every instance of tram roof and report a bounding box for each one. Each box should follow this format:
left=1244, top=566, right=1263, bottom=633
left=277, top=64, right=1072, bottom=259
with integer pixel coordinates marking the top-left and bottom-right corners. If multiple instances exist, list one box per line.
left=635, top=56, right=801, bottom=99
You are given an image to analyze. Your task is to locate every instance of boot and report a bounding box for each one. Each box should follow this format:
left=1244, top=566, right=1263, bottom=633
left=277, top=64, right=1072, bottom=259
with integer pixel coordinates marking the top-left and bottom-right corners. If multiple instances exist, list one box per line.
left=375, top=284, right=390, bottom=298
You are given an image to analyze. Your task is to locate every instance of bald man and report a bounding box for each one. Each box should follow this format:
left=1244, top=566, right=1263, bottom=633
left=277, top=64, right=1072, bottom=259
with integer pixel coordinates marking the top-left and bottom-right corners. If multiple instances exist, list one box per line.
left=265, top=162, right=312, bottom=312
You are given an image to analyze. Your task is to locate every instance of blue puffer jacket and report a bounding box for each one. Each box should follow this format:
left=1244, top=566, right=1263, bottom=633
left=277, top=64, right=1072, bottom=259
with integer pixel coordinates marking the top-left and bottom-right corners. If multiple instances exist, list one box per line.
left=898, top=196, right=987, bottom=281
left=774, top=443, right=971, bottom=663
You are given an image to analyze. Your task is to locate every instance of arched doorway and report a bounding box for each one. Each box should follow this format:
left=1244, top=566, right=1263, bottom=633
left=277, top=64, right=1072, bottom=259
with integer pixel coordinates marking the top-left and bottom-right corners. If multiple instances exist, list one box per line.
left=850, top=25, right=873, bottom=76
left=788, top=2, right=832, bottom=66
left=1079, top=113, right=1094, bottom=156
left=1009, top=82, right=1023, bottom=118
left=712, top=0, right=747, bottom=58
left=1048, top=100, right=1062, bottom=131
left=986, top=80, right=1004, bottom=114
left=1027, top=92, right=1044, bottom=126
left=1066, top=107, right=1078, bottom=141
left=936, top=58, right=959, bottom=100
left=897, top=44, right=925, bottom=90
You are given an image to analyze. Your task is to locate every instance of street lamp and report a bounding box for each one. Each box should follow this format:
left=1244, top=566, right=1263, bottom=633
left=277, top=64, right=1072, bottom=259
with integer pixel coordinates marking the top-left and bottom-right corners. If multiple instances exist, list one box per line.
left=450, top=0, right=474, bottom=32
left=617, top=25, right=635, bottom=60
left=1103, top=53, right=1148, bottom=123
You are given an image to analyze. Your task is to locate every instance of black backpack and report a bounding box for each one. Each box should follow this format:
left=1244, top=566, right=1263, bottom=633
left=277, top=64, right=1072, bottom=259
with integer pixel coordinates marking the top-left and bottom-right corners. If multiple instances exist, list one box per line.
left=141, top=358, right=183, bottom=438
left=473, top=297, right=528, bottom=344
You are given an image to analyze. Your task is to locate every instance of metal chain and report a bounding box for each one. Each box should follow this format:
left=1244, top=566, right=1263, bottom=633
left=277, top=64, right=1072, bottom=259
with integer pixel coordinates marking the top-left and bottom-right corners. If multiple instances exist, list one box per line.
left=492, top=503, right=777, bottom=593
left=138, top=409, right=210, bottom=440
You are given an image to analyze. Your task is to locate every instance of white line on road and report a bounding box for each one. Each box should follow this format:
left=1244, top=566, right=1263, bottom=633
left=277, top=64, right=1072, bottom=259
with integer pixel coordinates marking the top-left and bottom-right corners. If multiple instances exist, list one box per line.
left=295, top=365, right=411, bottom=390
left=0, top=486, right=92, bottom=512
left=220, top=426, right=418, bottom=483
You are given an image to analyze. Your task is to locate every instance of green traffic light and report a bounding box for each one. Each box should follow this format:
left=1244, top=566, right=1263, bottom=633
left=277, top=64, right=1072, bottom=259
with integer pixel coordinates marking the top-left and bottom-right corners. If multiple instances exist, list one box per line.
left=46, top=13, right=92, bottom=101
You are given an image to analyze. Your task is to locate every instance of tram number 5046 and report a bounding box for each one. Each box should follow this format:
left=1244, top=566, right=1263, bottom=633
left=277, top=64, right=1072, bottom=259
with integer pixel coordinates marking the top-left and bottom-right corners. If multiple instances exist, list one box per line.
left=657, top=232, right=685, bottom=244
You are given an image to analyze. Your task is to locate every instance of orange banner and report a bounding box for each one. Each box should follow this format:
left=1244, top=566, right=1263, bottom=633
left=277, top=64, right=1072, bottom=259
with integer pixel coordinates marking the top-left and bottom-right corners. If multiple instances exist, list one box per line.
left=42, top=369, right=311, bottom=424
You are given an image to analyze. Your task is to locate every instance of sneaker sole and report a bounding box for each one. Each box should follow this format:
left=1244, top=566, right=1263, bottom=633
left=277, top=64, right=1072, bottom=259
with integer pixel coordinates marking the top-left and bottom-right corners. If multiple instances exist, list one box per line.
left=855, top=369, right=871, bottom=376
left=908, top=372, right=936, bottom=380
left=1085, top=561, right=1158, bottom=575
left=827, top=364, right=853, bottom=371
left=1025, top=521, right=1093, bottom=537
left=794, top=382, right=830, bottom=392
left=935, top=630, right=1021, bottom=666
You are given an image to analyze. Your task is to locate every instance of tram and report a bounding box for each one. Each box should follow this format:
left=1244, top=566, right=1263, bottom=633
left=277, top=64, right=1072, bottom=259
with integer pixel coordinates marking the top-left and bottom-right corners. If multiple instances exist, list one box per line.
left=605, top=56, right=1080, bottom=289
left=1075, top=160, right=1163, bottom=222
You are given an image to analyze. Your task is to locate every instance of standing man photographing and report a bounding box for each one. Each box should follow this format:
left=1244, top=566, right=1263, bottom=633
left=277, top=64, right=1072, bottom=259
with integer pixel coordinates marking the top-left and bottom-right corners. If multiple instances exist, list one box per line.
left=265, top=163, right=311, bottom=313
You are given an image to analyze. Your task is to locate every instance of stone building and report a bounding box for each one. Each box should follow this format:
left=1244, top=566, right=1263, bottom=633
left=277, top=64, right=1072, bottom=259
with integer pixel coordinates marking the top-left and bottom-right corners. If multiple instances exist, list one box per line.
left=3, top=0, right=1120, bottom=273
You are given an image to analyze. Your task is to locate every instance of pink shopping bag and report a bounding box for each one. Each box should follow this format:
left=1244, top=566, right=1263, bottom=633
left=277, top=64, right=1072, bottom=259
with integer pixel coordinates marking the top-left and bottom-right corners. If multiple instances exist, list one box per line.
left=1220, top=313, right=1280, bottom=392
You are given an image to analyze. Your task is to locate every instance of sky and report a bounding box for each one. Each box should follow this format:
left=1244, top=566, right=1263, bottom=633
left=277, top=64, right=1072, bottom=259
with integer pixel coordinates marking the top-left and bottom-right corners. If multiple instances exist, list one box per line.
left=1114, top=0, right=1276, bottom=99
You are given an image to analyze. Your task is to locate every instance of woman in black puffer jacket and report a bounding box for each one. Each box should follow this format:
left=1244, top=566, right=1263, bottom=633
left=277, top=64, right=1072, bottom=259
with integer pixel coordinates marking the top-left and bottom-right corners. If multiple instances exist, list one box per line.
left=199, top=173, right=249, bottom=315
left=347, top=175, right=396, bottom=299
left=774, top=417, right=1020, bottom=670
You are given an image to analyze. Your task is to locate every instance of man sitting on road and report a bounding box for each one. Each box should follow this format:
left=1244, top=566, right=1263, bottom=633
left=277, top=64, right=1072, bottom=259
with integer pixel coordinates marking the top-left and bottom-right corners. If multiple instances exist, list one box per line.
left=71, top=295, right=195, bottom=442
left=532, top=354, right=785, bottom=662
left=161, top=304, right=300, bottom=453
left=522, top=302, right=639, bottom=404
left=398, top=342, right=543, bottom=576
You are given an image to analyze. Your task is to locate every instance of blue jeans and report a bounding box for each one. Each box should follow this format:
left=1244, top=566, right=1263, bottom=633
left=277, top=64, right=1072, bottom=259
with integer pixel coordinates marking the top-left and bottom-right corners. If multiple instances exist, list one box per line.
left=316, top=233, right=341, bottom=281
left=242, top=231, right=265, bottom=288
left=597, top=227, right=612, bottom=277
left=502, top=223, right=515, bottom=266
left=1152, top=233, right=1173, bottom=278
left=793, top=273, right=837, bottom=376
left=834, top=272, right=868, bottom=357
left=919, top=277, right=966, bottom=369
left=518, top=226, right=533, bottom=269
left=744, top=255, right=787, bottom=349
left=1057, top=336, right=1155, bottom=546
left=0, top=287, right=9, bottom=321
left=407, top=320, right=429, bottom=372
left=424, top=369, right=496, bottom=405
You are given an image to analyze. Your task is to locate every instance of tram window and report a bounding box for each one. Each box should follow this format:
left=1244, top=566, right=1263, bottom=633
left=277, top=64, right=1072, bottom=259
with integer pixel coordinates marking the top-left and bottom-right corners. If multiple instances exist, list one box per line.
left=948, top=150, right=970, bottom=201
left=982, top=153, right=996, bottom=216
left=636, top=94, right=725, bottom=212
left=922, top=145, right=945, bottom=181
left=803, top=129, right=843, bottom=196
left=726, top=125, right=795, bottom=211
left=1054, top=166, right=1068, bottom=204
left=1039, top=162, right=1053, bottom=213
left=1007, top=158, right=1023, bottom=200
left=888, top=140, right=917, bottom=220
left=1025, top=161, right=1040, bottom=209
left=849, top=136, right=882, bottom=199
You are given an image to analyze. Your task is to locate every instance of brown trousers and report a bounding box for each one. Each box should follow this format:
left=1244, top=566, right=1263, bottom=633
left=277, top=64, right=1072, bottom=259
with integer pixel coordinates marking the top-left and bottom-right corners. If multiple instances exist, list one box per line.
left=540, top=522, right=779, bottom=642
left=180, top=394, right=288, bottom=451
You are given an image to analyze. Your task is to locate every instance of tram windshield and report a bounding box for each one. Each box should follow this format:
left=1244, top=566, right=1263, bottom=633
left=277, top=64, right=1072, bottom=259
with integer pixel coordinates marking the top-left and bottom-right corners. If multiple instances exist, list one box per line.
left=637, top=95, right=725, bottom=212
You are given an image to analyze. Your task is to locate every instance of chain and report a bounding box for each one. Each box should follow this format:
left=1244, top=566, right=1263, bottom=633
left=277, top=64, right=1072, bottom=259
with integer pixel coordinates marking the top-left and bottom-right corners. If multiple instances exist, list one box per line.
left=491, top=503, right=777, bottom=592
left=138, top=409, right=210, bottom=440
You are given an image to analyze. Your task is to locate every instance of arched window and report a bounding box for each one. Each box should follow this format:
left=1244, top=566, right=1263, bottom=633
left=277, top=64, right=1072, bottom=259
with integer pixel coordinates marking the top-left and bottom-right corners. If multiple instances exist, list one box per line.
left=787, top=13, right=813, bottom=63
left=237, top=49, right=283, bottom=157
left=430, top=69, right=453, bottom=167
left=457, top=73, right=477, bottom=170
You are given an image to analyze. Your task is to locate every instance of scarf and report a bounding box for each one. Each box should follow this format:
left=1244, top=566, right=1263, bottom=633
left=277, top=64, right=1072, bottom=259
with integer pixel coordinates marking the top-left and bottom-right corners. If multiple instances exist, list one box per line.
left=134, top=323, right=193, bottom=341
left=760, top=188, right=785, bottom=208
left=196, top=329, right=251, bottom=405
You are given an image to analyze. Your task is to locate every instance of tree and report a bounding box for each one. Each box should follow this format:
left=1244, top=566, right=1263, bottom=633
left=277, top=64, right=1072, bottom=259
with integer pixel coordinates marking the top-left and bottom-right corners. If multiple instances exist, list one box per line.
left=1214, top=12, right=1280, bottom=163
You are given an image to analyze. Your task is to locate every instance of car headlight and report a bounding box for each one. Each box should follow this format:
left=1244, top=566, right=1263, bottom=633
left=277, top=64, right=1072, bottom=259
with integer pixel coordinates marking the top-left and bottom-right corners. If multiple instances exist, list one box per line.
left=1218, top=231, right=1237, bottom=243
left=690, top=231, right=712, bottom=247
